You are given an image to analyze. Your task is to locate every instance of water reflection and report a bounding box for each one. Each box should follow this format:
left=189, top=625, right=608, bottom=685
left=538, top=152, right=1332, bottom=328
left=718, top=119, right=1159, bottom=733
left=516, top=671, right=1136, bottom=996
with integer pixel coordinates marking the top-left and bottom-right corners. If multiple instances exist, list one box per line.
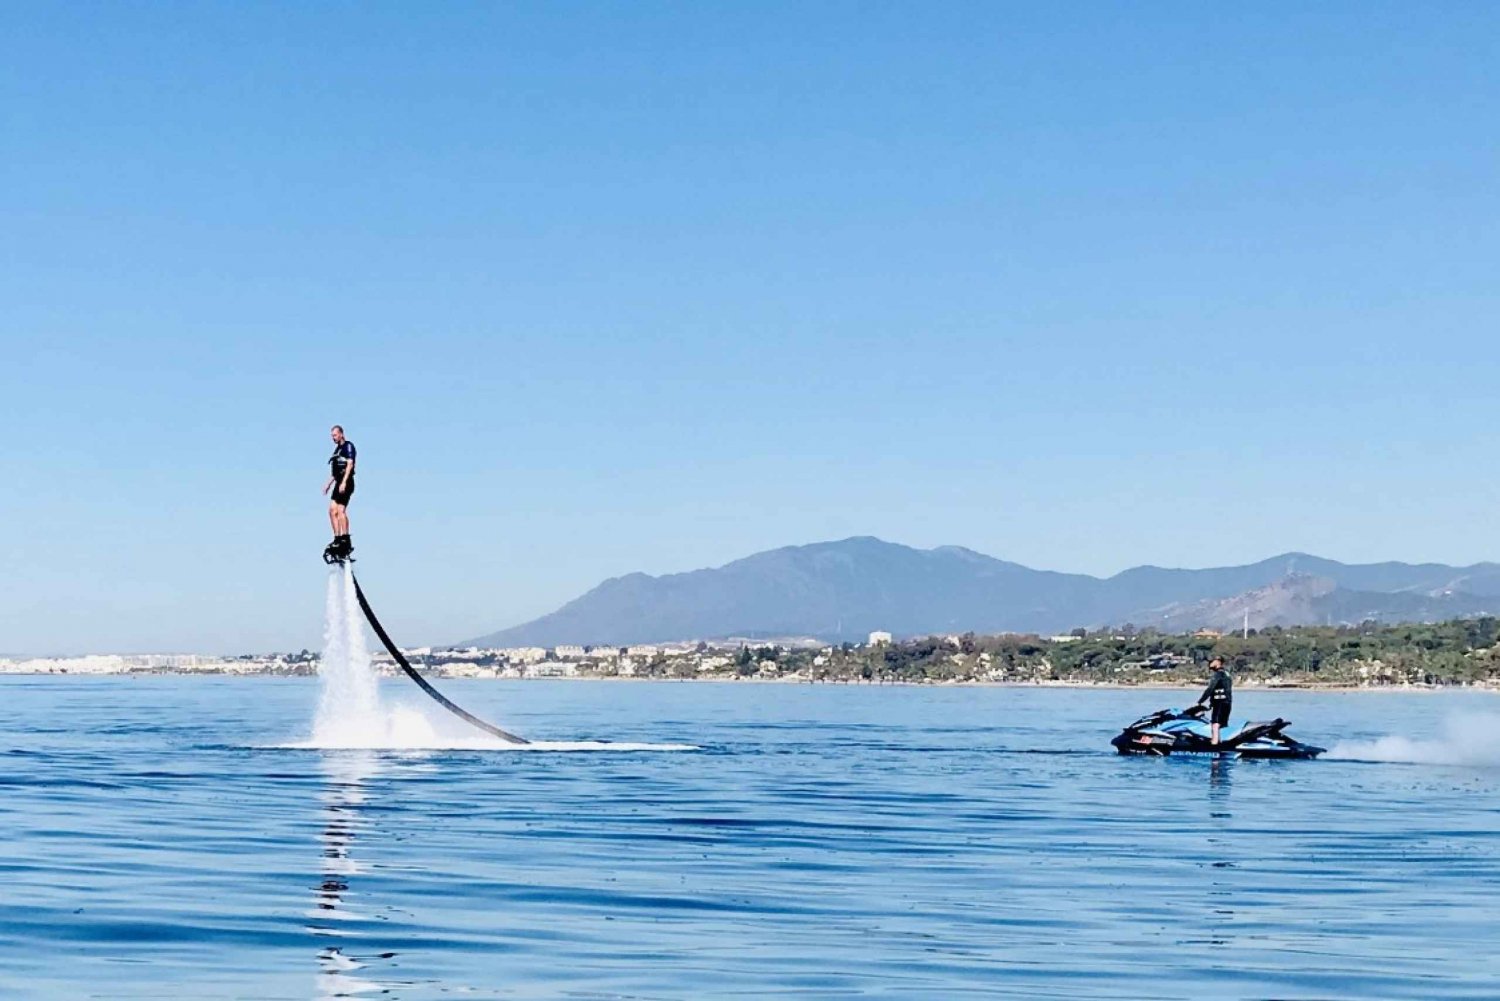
left=311, top=751, right=394, bottom=999
left=1208, top=755, right=1232, bottom=801
left=1198, top=756, right=1235, bottom=947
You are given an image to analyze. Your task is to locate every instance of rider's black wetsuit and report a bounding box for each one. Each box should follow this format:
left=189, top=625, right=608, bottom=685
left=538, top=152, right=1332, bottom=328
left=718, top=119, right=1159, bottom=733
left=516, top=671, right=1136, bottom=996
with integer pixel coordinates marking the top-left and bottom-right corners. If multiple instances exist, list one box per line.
left=329, top=440, right=356, bottom=505
left=1198, top=668, right=1233, bottom=727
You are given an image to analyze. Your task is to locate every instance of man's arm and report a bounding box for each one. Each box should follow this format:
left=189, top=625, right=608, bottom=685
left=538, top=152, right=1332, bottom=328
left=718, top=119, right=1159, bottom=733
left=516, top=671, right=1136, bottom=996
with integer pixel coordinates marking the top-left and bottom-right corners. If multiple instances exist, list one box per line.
left=322, top=476, right=334, bottom=496
left=340, top=458, right=354, bottom=490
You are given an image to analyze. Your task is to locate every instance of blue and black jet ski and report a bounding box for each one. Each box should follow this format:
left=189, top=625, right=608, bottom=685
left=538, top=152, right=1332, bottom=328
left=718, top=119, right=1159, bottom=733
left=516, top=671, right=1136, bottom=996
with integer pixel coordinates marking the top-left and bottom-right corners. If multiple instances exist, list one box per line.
left=1112, top=704, right=1324, bottom=759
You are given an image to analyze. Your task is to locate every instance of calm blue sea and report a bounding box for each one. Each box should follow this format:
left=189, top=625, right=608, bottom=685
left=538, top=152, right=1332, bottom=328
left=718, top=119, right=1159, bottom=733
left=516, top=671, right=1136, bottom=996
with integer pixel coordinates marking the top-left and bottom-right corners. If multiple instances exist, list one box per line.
left=2, top=677, right=1498, bottom=999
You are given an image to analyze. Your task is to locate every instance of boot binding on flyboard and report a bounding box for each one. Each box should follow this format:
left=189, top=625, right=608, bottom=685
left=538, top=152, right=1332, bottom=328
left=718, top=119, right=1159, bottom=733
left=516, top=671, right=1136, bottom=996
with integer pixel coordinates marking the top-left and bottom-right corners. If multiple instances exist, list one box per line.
left=322, top=535, right=354, bottom=565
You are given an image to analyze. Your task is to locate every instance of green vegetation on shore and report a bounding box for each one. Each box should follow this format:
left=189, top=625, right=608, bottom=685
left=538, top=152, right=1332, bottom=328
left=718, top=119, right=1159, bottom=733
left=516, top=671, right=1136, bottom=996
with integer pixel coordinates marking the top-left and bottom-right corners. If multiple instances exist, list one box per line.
left=658, top=618, right=1500, bottom=687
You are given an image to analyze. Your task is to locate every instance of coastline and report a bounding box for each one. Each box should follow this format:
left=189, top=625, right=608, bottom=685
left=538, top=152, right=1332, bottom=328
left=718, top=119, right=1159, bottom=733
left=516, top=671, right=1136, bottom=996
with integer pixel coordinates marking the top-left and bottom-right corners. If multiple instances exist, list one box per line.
left=2, top=670, right=1492, bottom=694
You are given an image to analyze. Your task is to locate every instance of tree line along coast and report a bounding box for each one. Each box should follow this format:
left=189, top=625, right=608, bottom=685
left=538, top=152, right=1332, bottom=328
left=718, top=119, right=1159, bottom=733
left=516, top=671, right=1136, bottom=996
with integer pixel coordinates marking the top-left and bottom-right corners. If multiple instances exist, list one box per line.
left=8, top=618, right=1500, bottom=688
left=600, top=617, right=1500, bottom=688
left=825, top=617, right=1500, bottom=688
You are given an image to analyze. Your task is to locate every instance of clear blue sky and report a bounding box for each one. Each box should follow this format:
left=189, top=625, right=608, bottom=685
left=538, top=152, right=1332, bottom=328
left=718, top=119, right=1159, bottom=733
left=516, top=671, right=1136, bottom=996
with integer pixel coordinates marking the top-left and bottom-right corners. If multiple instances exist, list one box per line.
left=4, top=3, right=1498, bottom=654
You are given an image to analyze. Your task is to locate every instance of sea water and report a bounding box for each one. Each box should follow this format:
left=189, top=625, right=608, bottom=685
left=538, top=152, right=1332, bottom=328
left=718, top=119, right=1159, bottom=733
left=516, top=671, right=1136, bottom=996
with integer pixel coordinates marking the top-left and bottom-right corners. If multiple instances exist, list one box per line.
left=1, top=673, right=1498, bottom=999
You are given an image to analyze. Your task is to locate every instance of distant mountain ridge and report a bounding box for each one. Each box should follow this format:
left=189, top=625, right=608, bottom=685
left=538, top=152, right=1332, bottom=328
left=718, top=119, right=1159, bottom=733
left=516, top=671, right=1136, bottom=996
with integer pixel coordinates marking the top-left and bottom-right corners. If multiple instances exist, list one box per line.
left=461, top=537, right=1500, bottom=648
left=1146, top=573, right=1500, bottom=634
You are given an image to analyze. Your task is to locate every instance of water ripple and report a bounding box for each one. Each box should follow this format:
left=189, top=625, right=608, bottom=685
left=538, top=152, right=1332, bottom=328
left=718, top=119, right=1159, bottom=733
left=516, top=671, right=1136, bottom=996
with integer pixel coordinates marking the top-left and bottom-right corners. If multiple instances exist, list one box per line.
left=1, top=678, right=1498, bottom=999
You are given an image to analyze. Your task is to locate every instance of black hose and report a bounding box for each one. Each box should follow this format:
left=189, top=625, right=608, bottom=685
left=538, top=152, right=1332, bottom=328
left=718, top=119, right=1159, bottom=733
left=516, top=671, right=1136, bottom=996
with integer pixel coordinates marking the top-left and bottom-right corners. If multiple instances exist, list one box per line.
left=351, top=573, right=529, bottom=745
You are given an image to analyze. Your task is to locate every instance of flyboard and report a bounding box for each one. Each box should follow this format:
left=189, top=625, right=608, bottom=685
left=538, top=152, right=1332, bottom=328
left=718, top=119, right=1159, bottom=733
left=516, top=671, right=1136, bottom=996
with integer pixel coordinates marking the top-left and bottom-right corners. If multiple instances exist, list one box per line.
left=326, top=548, right=529, bottom=745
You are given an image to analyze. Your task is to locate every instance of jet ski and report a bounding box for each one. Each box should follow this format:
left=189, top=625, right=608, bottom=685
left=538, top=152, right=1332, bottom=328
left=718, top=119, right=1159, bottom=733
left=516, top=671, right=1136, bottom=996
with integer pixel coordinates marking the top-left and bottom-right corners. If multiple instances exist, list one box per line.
left=1112, top=704, right=1325, bottom=759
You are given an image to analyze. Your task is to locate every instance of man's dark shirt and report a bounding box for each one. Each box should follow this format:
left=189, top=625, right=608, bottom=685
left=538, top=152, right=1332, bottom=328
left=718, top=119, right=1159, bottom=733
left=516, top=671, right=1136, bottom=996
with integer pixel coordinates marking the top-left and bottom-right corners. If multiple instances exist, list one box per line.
left=329, top=440, right=357, bottom=481
left=1199, top=669, right=1232, bottom=705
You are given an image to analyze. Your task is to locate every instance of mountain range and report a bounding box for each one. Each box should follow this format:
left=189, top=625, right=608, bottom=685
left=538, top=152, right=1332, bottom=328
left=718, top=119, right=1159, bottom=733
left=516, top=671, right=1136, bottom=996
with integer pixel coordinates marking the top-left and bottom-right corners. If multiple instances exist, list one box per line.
left=462, top=537, right=1500, bottom=648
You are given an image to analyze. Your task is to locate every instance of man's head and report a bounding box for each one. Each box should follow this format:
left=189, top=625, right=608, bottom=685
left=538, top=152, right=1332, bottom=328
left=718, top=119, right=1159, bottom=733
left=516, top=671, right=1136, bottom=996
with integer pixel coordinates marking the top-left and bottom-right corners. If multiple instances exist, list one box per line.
left=330, top=425, right=345, bottom=444
left=1209, top=656, right=1223, bottom=672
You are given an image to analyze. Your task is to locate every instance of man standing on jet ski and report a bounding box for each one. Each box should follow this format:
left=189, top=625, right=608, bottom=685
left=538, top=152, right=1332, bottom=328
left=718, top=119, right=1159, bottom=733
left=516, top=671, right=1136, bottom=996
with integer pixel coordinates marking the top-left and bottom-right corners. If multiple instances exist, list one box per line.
left=1195, top=656, right=1232, bottom=745
left=322, top=425, right=356, bottom=562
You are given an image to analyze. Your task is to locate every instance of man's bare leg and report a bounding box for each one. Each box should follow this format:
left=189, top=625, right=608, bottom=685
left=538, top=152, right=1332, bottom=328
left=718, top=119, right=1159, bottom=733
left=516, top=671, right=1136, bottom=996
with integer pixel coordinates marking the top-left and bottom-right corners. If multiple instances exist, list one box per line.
left=328, top=501, right=340, bottom=536
left=1210, top=722, right=1220, bottom=746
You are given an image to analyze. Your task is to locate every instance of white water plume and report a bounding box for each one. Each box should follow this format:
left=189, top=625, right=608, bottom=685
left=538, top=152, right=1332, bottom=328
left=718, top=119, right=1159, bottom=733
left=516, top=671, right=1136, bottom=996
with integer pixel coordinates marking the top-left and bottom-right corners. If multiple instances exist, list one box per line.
left=313, top=566, right=382, bottom=746
left=312, top=567, right=460, bottom=748
left=306, top=565, right=695, bottom=752
left=1330, top=711, right=1500, bottom=767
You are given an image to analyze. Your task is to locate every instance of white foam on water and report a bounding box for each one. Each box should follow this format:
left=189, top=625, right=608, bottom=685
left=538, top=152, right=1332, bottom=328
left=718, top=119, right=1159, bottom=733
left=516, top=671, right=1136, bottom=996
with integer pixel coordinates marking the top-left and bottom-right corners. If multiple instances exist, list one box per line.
left=298, top=565, right=696, bottom=753
left=1329, top=710, right=1500, bottom=767
left=280, top=729, right=699, bottom=752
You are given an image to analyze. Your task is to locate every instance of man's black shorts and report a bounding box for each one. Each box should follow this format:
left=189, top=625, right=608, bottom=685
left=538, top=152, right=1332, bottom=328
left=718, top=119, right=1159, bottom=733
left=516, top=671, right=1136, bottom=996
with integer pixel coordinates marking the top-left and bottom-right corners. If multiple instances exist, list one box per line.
left=332, top=481, right=355, bottom=506
left=1210, top=701, right=1231, bottom=727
